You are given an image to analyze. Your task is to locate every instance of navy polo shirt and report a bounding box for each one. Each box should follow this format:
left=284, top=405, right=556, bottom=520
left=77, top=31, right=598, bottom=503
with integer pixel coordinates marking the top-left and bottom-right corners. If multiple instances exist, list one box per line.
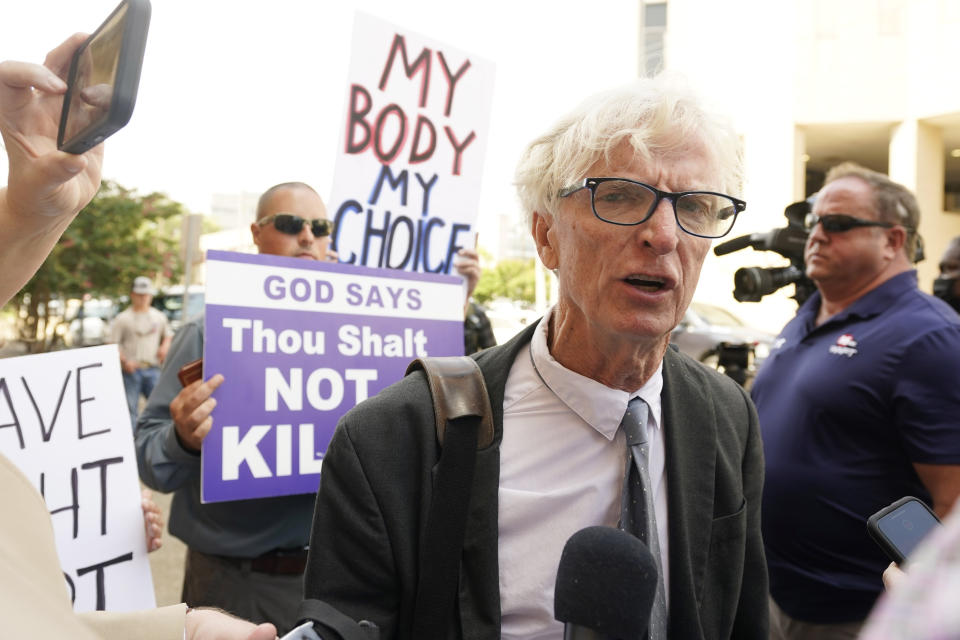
left=751, top=270, right=960, bottom=624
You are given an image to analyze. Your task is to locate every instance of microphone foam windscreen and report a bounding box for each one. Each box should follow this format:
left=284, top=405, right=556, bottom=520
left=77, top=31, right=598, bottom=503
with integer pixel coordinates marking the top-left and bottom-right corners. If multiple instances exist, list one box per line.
left=554, top=526, right=659, bottom=639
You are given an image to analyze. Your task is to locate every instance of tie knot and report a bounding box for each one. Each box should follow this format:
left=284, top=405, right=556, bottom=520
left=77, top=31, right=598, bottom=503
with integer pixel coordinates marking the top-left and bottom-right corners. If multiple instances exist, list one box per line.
left=621, top=397, right=649, bottom=446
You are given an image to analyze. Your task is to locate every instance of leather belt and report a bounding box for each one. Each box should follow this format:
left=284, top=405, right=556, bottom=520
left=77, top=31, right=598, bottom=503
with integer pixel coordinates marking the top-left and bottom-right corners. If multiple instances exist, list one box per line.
left=214, top=548, right=308, bottom=575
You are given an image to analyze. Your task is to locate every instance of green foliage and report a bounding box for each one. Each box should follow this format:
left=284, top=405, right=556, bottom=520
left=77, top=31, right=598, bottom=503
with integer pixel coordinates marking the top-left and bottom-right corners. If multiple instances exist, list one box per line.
left=11, top=181, right=186, bottom=351
left=474, top=257, right=537, bottom=305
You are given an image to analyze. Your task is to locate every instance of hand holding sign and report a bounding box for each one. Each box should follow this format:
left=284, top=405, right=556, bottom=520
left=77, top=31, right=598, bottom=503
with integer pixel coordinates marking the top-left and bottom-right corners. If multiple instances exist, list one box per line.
left=171, top=374, right=224, bottom=452
left=141, top=488, right=163, bottom=552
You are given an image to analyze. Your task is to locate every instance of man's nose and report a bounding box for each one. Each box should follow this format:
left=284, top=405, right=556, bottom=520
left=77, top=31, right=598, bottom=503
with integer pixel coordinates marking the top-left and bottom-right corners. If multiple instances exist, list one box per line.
left=806, top=217, right=829, bottom=243
left=637, top=198, right=680, bottom=254
left=298, top=223, right=316, bottom=244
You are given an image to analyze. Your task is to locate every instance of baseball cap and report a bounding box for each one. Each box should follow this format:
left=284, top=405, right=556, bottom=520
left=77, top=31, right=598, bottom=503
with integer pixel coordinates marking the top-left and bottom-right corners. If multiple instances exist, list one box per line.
left=132, top=276, right=156, bottom=295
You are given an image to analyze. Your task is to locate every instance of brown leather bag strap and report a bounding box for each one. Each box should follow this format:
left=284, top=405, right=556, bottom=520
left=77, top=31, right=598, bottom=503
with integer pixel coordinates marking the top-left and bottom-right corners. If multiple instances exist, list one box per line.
left=405, top=355, right=494, bottom=638
left=405, top=356, right=494, bottom=449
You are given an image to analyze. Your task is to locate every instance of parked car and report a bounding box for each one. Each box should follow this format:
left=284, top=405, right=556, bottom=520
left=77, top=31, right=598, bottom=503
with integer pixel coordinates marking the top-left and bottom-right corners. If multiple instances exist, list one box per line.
left=151, top=285, right=205, bottom=332
left=64, top=297, right=120, bottom=347
left=670, top=301, right=776, bottom=385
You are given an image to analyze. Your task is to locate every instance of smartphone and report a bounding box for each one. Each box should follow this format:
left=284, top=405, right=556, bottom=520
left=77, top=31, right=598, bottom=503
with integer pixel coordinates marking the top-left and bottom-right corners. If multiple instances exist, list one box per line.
left=866, top=496, right=941, bottom=564
left=57, top=0, right=151, bottom=154
left=177, top=358, right=203, bottom=387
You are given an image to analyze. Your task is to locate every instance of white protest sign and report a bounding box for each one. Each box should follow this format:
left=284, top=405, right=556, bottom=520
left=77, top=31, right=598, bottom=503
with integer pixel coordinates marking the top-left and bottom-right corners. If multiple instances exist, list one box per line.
left=0, top=344, right=155, bottom=612
left=329, top=12, right=495, bottom=275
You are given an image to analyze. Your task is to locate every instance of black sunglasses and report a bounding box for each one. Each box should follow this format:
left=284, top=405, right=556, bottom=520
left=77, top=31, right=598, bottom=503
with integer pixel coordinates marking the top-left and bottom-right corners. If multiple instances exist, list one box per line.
left=257, top=213, right=334, bottom=237
left=804, top=213, right=897, bottom=233
left=804, top=213, right=898, bottom=233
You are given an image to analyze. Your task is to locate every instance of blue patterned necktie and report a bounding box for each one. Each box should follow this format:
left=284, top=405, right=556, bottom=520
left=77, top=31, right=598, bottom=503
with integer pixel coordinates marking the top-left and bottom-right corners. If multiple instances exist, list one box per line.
left=619, top=397, right=668, bottom=639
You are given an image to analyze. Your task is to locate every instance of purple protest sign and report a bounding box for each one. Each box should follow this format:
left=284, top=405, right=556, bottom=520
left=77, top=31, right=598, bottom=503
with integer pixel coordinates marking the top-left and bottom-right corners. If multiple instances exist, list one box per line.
left=201, top=250, right=464, bottom=503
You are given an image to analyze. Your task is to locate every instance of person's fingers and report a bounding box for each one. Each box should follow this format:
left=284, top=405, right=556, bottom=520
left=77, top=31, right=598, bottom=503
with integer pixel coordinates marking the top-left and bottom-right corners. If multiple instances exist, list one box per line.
left=42, top=33, right=88, bottom=80
left=80, top=83, right=112, bottom=109
left=191, top=415, right=214, bottom=445
left=172, top=375, right=223, bottom=448
left=0, top=60, right=67, bottom=93
left=882, top=562, right=905, bottom=590
left=204, top=373, right=225, bottom=391
left=21, top=149, right=88, bottom=187
left=244, top=623, right=278, bottom=640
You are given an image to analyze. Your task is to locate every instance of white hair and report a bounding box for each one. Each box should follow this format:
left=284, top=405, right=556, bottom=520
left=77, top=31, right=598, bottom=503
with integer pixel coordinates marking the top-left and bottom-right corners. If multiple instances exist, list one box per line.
left=514, top=73, right=743, bottom=226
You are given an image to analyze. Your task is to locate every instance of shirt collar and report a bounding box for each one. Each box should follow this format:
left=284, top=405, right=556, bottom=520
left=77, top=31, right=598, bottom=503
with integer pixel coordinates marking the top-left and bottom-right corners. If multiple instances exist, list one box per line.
left=802, top=270, right=919, bottom=331
left=530, top=306, right=664, bottom=442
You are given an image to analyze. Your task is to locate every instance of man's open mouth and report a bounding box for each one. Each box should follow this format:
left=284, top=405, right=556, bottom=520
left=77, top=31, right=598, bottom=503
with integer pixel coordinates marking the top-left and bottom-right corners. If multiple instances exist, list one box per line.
left=624, top=275, right=666, bottom=292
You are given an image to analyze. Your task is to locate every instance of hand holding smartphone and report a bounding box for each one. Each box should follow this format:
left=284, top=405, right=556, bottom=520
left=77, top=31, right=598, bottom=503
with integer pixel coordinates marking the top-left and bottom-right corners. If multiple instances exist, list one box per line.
left=866, top=496, right=941, bottom=564
left=57, top=0, right=151, bottom=153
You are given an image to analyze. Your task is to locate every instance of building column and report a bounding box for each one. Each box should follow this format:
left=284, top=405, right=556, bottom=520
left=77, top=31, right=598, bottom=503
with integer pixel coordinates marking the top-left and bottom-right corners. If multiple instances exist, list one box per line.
left=888, top=119, right=945, bottom=290
left=794, top=126, right=807, bottom=201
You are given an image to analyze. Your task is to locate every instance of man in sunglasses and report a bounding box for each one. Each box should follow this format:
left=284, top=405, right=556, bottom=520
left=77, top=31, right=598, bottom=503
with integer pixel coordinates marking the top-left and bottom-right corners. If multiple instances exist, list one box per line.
left=135, top=181, right=336, bottom=634
left=751, top=163, right=960, bottom=639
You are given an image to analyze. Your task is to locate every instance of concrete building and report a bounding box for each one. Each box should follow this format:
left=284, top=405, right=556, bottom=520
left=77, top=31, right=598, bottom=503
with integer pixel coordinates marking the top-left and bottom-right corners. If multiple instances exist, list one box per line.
left=646, top=0, right=960, bottom=331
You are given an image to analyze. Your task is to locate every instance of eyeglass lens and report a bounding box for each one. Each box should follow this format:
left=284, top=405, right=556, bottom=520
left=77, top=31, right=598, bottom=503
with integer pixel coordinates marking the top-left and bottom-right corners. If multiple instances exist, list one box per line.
left=592, top=179, right=738, bottom=238
left=272, top=214, right=333, bottom=237
left=805, top=213, right=878, bottom=233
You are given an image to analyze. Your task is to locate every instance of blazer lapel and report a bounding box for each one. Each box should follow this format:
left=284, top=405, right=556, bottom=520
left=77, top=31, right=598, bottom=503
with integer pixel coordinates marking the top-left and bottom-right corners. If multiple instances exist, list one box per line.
left=662, top=348, right=717, bottom=636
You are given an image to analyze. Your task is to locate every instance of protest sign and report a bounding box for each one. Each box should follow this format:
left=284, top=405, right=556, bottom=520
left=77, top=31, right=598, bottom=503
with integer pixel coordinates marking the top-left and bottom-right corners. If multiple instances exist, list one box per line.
left=201, top=250, right=465, bottom=503
left=0, top=344, right=155, bottom=612
left=329, top=12, right=495, bottom=275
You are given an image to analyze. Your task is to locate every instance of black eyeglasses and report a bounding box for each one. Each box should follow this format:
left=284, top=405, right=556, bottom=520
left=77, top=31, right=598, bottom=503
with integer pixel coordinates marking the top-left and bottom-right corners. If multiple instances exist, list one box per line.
left=558, top=177, right=745, bottom=239
left=804, top=213, right=899, bottom=233
left=257, top=213, right=334, bottom=237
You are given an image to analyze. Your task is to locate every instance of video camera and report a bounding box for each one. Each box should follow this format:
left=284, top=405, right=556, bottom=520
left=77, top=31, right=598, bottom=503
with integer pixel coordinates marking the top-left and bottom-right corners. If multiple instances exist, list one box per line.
left=713, top=198, right=817, bottom=306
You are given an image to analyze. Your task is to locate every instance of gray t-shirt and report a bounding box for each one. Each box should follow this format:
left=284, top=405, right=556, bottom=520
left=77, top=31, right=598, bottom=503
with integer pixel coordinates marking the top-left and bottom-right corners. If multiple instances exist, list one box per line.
left=109, top=307, right=172, bottom=367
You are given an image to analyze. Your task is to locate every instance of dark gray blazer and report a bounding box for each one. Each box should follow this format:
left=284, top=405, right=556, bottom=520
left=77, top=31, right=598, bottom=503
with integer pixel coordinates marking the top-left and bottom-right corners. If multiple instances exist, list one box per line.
left=304, top=322, right=768, bottom=639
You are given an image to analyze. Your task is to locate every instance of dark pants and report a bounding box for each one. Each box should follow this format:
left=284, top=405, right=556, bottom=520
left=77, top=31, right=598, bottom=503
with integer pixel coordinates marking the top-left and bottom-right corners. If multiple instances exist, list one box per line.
left=182, top=548, right=304, bottom=635
left=122, top=366, right=160, bottom=429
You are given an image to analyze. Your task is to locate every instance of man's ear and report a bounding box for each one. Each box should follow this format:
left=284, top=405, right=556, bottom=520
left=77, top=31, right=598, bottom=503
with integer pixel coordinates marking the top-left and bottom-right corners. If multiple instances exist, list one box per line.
left=532, top=211, right=558, bottom=270
left=885, top=225, right=907, bottom=260
left=250, top=222, right=263, bottom=250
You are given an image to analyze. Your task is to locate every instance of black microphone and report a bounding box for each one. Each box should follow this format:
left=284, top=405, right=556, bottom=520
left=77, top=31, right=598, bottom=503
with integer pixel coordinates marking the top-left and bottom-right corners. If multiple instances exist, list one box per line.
left=713, top=232, right=759, bottom=256
left=554, top=526, right=659, bottom=640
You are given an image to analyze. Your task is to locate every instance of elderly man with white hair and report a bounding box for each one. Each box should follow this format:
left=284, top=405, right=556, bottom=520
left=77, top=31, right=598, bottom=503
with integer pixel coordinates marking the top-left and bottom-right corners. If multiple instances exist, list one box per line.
left=303, top=74, right=767, bottom=640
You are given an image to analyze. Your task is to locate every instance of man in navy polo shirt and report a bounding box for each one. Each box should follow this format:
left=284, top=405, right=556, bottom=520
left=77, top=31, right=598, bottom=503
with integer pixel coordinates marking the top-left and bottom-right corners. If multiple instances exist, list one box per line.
left=751, top=163, right=960, bottom=640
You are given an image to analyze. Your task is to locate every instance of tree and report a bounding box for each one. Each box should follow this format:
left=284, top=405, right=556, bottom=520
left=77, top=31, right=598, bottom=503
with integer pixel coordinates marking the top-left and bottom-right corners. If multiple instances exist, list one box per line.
left=473, top=257, right=537, bottom=305
left=10, top=181, right=186, bottom=352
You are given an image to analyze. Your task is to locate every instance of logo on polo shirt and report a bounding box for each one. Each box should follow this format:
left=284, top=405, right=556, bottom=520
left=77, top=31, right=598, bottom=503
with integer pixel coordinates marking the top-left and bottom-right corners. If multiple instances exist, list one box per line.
left=829, top=333, right=858, bottom=357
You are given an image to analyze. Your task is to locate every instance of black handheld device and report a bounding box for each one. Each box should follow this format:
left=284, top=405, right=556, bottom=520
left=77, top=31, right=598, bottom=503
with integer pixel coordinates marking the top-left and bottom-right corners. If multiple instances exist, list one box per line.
left=57, top=0, right=151, bottom=154
left=866, top=496, right=941, bottom=564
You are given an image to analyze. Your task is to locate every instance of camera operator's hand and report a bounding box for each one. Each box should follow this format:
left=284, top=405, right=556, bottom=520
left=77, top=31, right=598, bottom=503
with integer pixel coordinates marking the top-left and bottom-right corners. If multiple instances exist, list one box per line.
left=0, top=34, right=104, bottom=307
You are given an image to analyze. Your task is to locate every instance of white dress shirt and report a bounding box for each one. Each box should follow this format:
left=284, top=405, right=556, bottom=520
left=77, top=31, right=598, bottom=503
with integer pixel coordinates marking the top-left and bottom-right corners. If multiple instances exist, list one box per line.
left=498, top=308, right=669, bottom=639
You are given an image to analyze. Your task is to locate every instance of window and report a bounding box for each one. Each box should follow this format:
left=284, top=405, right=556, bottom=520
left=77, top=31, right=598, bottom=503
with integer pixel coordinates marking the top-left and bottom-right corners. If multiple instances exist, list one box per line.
left=642, top=2, right=667, bottom=76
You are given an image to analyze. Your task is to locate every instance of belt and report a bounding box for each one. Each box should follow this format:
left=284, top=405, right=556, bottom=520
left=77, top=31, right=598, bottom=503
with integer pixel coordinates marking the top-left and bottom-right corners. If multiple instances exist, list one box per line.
left=212, top=548, right=309, bottom=575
